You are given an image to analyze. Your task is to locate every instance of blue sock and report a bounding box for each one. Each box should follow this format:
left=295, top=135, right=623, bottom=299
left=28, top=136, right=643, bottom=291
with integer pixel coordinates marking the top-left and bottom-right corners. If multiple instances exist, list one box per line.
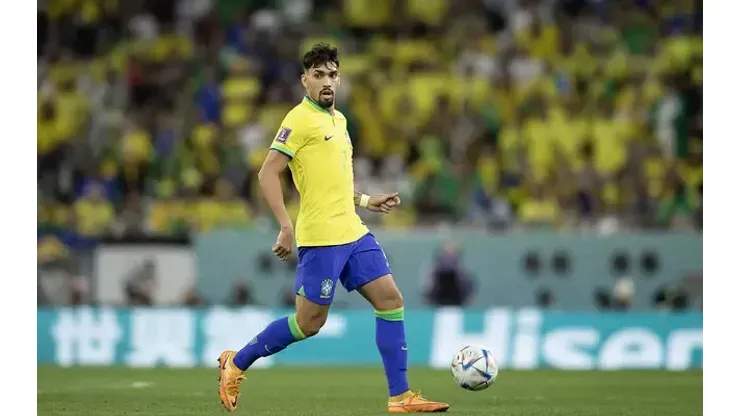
left=233, top=313, right=307, bottom=371
left=375, top=307, right=410, bottom=397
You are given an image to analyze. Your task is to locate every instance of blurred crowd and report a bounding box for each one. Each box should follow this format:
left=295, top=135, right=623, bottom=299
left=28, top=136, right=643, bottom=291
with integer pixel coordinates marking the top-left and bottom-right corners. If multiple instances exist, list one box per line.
left=37, top=0, right=703, bottom=264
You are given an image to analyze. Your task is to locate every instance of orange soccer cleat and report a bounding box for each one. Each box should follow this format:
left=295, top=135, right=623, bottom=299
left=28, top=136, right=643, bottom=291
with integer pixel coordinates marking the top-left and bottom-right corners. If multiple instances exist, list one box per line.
left=388, top=391, right=450, bottom=413
left=217, top=350, right=246, bottom=412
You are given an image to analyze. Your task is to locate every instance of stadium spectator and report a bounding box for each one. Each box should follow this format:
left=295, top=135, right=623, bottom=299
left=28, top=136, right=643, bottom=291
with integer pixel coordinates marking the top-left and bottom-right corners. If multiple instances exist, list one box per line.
left=124, top=260, right=156, bottom=306
left=535, top=288, right=556, bottom=309
left=652, top=284, right=690, bottom=311
left=421, top=243, right=476, bottom=307
left=612, top=277, right=636, bottom=311
left=231, top=282, right=256, bottom=306
left=182, top=287, right=209, bottom=306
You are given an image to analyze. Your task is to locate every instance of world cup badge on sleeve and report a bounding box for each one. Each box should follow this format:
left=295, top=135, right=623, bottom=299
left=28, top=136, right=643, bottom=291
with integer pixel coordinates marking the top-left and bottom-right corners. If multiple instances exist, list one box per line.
left=275, top=127, right=292, bottom=143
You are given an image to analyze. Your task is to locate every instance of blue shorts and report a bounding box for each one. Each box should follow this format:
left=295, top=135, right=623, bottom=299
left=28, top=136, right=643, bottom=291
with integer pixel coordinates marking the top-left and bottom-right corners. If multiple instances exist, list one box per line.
left=294, top=232, right=392, bottom=305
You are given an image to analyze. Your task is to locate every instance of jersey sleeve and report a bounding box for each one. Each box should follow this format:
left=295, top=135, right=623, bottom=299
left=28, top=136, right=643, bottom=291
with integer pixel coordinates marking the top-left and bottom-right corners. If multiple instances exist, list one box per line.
left=269, top=114, right=308, bottom=159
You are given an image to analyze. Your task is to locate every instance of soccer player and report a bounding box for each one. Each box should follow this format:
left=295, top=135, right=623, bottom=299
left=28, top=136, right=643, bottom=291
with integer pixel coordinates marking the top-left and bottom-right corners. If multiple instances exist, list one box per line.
left=217, top=43, right=450, bottom=413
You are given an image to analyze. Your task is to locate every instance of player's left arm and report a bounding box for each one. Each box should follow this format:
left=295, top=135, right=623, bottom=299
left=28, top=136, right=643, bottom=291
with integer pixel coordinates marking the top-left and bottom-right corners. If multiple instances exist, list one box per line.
left=355, top=190, right=401, bottom=214
left=345, top=117, right=400, bottom=214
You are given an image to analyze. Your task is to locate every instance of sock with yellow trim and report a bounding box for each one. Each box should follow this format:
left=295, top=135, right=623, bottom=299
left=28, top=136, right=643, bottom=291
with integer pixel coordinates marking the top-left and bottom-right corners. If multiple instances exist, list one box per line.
left=233, top=314, right=306, bottom=371
left=375, top=307, right=410, bottom=397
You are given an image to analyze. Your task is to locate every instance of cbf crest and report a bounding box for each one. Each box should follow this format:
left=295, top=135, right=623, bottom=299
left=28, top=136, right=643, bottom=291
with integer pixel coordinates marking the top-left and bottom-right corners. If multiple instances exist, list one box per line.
left=320, top=279, right=334, bottom=299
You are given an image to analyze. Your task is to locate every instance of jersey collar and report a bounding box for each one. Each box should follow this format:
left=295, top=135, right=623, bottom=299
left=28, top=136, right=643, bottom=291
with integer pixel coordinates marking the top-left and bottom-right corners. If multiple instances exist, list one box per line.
left=302, top=95, right=334, bottom=116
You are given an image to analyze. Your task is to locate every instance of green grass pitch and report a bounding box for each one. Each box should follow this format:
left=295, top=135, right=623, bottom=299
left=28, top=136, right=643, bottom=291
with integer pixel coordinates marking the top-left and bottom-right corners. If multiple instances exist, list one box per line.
left=37, top=366, right=702, bottom=415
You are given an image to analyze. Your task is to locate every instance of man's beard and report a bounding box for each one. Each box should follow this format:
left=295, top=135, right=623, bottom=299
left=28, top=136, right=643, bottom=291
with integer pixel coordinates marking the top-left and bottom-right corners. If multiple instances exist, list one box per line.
left=318, top=94, right=334, bottom=108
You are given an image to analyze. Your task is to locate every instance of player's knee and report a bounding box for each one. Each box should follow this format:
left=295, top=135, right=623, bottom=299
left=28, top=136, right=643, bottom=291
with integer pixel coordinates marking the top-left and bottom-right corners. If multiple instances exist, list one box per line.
left=361, top=275, right=405, bottom=311
left=377, top=287, right=404, bottom=311
left=296, top=309, right=328, bottom=338
left=388, top=290, right=404, bottom=310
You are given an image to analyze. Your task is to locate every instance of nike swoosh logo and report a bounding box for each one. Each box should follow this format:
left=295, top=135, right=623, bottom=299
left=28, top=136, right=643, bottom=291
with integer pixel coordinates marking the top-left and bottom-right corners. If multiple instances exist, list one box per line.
left=324, top=135, right=333, bottom=141
left=401, top=346, right=408, bottom=350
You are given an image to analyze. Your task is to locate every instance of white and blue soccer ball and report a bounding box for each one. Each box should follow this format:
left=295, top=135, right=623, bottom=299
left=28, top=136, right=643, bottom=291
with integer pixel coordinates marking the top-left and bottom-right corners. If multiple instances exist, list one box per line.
left=450, top=345, right=499, bottom=391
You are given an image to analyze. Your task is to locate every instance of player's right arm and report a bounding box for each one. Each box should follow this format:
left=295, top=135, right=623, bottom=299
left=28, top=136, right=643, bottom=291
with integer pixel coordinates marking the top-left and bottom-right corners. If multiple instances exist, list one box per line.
left=258, top=120, right=307, bottom=259
left=258, top=149, right=293, bottom=231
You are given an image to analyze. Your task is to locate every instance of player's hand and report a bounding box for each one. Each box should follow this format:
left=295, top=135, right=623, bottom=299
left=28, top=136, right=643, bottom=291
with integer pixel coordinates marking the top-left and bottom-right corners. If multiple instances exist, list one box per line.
left=272, top=226, right=294, bottom=260
left=367, top=192, right=401, bottom=214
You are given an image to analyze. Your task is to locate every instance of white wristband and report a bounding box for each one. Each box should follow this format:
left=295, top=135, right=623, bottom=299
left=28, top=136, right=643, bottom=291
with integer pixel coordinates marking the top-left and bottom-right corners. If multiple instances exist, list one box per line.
left=359, top=194, right=370, bottom=208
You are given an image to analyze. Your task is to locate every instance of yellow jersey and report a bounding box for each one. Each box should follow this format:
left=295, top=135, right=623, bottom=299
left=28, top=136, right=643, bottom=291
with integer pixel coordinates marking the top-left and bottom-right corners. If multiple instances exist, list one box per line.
left=269, top=96, right=368, bottom=247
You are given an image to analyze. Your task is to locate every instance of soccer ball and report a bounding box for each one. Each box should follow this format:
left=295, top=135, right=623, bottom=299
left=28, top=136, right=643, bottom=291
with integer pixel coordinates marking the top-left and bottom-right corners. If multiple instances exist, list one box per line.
left=450, top=345, right=499, bottom=391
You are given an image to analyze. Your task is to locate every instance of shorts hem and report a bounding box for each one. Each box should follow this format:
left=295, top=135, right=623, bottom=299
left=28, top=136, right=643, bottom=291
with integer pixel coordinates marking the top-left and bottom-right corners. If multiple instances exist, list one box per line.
left=296, top=291, right=334, bottom=305
left=344, top=271, right=391, bottom=293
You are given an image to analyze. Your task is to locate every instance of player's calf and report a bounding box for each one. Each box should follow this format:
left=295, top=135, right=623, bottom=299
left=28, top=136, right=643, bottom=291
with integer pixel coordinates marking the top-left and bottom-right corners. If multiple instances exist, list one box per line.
left=217, top=297, right=329, bottom=411
left=359, top=275, right=448, bottom=410
left=357, top=275, right=412, bottom=398
left=227, top=294, right=328, bottom=373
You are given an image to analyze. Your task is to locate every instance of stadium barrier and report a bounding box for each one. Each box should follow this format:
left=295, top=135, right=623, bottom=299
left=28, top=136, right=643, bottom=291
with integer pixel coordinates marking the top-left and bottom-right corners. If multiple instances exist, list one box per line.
left=85, top=231, right=701, bottom=309
left=194, top=230, right=702, bottom=309
left=38, top=308, right=702, bottom=370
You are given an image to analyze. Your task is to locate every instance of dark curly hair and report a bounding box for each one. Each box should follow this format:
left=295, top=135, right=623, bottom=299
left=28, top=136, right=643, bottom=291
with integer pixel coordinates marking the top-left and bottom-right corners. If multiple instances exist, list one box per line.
left=302, top=42, right=340, bottom=71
